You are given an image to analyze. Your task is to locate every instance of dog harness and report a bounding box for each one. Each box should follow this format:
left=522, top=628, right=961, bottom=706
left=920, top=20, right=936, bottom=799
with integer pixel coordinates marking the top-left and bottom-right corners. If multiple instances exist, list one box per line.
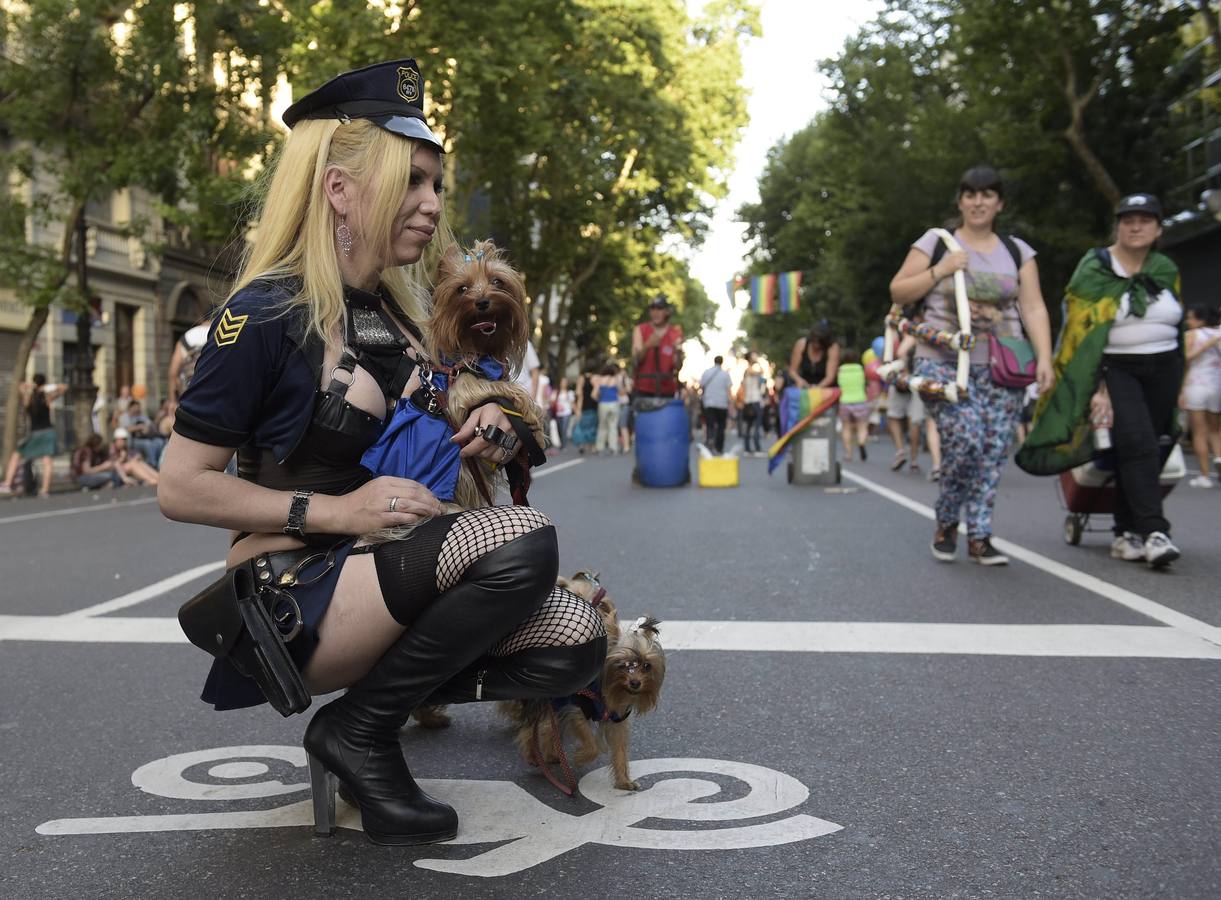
left=553, top=683, right=631, bottom=723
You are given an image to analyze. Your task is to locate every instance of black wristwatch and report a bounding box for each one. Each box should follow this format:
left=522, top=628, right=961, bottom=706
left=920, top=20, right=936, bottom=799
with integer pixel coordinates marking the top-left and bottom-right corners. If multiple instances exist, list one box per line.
left=283, top=490, right=313, bottom=540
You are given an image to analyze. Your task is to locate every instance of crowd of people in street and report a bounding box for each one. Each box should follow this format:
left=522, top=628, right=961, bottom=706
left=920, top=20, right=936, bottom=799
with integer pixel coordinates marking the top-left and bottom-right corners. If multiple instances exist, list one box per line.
left=2, top=157, right=1215, bottom=579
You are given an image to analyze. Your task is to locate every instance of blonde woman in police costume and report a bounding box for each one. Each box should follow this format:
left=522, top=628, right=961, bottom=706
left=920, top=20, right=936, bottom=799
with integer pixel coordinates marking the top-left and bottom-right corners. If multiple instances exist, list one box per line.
left=158, top=60, right=606, bottom=846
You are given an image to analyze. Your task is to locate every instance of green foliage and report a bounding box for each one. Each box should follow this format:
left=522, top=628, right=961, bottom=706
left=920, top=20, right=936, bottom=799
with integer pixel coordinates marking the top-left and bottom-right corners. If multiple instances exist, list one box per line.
left=278, top=0, right=755, bottom=372
left=0, top=0, right=294, bottom=296
left=738, top=0, right=1204, bottom=362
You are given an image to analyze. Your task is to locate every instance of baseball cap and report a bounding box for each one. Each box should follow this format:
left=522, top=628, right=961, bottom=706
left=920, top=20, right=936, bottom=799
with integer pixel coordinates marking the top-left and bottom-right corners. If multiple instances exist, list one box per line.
left=1115, top=193, right=1163, bottom=219
left=648, top=296, right=671, bottom=310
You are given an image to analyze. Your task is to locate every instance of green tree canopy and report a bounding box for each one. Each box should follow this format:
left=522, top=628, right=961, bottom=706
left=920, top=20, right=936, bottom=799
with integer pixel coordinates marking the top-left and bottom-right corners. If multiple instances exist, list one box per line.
left=737, top=0, right=1207, bottom=366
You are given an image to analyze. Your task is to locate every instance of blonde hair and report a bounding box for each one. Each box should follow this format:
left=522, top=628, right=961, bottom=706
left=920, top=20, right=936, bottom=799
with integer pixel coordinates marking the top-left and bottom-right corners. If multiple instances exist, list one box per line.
left=231, top=118, right=454, bottom=347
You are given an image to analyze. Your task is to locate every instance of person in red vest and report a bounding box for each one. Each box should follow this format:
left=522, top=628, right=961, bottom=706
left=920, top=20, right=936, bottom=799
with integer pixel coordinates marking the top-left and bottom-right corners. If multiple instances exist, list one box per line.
left=632, top=296, right=684, bottom=397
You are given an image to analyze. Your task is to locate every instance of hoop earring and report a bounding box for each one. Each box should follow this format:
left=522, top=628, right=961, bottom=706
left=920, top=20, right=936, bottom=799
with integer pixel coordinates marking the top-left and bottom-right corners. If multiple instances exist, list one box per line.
left=336, top=215, right=354, bottom=257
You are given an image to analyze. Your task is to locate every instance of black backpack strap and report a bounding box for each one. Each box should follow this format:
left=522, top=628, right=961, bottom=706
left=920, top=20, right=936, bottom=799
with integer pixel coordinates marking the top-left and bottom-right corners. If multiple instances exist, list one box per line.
left=998, top=234, right=1023, bottom=278
left=928, top=240, right=947, bottom=270
left=928, top=233, right=1023, bottom=282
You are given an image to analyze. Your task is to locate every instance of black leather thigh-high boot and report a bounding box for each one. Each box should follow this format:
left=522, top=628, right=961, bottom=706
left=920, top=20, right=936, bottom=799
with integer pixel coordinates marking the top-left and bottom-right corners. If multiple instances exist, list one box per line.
left=423, top=637, right=607, bottom=706
left=304, top=525, right=558, bottom=845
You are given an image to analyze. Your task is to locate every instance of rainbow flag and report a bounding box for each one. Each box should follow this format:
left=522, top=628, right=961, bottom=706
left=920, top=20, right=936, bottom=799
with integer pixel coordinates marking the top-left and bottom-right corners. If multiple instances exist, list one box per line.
left=750, top=274, right=777, bottom=314
left=777, top=270, right=801, bottom=312
left=767, top=385, right=841, bottom=474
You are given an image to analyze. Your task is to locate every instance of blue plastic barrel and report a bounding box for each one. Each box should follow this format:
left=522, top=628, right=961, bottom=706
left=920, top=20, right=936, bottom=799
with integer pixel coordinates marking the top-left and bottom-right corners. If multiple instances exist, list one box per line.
left=634, top=397, right=689, bottom=487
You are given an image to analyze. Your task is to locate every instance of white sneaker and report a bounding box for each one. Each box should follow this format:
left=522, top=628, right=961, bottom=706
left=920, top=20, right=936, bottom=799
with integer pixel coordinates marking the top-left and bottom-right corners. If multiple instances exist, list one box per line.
left=1189, top=475, right=1215, bottom=488
left=1110, top=532, right=1145, bottom=562
left=1143, top=532, right=1180, bottom=569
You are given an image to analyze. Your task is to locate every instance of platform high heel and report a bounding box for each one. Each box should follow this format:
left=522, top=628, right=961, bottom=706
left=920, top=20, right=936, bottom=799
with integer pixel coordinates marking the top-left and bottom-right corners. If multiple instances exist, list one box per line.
left=301, top=525, right=559, bottom=845
left=308, top=752, right=337, bottom=837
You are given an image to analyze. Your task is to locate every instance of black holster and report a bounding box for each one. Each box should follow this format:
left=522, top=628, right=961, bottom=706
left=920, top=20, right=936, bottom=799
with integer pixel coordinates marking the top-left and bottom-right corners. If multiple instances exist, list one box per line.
left=178, top=559, right=312, bottom=717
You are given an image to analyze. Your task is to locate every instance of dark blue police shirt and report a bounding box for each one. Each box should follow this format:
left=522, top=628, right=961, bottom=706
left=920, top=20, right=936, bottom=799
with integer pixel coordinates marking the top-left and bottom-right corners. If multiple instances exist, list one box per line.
left=174, top=280, right=317, bottom=459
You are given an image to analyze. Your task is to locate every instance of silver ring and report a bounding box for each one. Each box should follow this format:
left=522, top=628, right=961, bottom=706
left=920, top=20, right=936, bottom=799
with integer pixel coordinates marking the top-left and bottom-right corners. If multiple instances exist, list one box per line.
left=388, top=496, right=399, bottom=513
left=473, top=425, right=486, bottom=439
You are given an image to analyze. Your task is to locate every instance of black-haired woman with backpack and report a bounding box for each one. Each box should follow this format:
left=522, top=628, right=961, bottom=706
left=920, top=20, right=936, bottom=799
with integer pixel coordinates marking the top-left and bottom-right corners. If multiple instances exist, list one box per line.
left=888, top=165, right=1054, bottom=565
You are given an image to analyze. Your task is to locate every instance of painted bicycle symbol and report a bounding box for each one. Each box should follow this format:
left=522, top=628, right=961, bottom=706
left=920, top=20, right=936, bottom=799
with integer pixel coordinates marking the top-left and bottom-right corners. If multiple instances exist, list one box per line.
left=37, top=745, right=842, bottom=877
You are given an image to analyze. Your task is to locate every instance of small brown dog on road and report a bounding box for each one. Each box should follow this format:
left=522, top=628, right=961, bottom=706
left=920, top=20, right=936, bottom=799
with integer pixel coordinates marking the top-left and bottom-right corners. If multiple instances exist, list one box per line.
left=500, top=572, right=667, bottom=791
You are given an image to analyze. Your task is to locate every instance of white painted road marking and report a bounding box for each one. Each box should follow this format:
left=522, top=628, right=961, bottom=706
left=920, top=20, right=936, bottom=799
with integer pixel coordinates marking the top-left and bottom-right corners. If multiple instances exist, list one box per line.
left=842, top=468, right=1221, bottom=649
left=0, top=495, right=158, bottom=526
left=38, top=747, right=842, bottom=878
left=531, top=457, right=584, bottom=477
left=64, top=561, right=226, bottom=618
left=4, top=614, right=1220, bottom=658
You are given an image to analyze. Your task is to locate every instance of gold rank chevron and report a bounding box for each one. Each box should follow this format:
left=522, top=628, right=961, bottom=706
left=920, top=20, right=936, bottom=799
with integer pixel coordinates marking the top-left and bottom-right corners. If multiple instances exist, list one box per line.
left=214, top=308, right=248, bottom=347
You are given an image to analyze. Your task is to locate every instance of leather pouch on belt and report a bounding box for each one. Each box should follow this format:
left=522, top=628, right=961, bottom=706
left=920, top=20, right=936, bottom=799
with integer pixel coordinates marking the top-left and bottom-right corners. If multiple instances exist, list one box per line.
left=178, top=562, right=312, bottom=717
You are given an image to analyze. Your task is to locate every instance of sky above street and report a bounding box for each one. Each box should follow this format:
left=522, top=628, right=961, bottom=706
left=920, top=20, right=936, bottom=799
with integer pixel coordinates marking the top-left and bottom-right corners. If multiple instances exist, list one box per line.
left=682, top=0, right=881, bottom=374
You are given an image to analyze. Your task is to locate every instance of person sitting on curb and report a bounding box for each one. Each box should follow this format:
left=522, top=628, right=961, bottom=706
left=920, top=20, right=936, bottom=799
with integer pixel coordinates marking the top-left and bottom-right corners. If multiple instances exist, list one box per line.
left=72, top=434, right=128, bottom=490
left=110, top=428, right=159, bottom=486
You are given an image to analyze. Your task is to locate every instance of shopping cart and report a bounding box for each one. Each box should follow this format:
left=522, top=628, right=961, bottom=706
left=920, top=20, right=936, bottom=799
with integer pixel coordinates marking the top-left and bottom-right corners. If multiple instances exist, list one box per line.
left=1057, top=441, right=1186, bottom=545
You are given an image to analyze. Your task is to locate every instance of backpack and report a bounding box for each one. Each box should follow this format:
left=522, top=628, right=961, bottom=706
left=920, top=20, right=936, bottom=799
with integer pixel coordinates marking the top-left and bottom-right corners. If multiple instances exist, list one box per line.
left=928, top=233, right=1023, bottom=280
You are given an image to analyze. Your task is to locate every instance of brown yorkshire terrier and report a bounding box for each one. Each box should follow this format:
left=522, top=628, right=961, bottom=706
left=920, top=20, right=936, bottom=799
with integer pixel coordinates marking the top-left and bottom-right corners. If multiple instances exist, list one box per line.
left=403, top=239, right=546, bottom=729
left=428, top=238, right=545, bottom=511
left=499, top=572, right=667, bottom=791
left=367, top=239, right=544, bottom=547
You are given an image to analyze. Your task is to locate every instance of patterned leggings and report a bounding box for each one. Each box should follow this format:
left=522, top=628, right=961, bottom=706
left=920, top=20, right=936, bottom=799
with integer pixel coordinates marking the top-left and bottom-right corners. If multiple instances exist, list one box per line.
left=915, top=360, right=1023, bottom=539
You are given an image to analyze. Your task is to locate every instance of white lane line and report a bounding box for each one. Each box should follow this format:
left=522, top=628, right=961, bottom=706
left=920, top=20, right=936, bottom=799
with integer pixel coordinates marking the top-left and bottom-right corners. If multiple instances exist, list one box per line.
left=53, top=460, right=583, bottom=619
left=664, top=621, right=1221, bottom=659
left=0, top=615, right=186, bottom=642
left=0, top=495, right=158, bottom=525
left=63, top=561, right=226, bottom=619
left=3, top=615, right=1219, bottom=658
left=533, top=458, right=584, bottom=477
left=842, top=468, right=1221, bottom=648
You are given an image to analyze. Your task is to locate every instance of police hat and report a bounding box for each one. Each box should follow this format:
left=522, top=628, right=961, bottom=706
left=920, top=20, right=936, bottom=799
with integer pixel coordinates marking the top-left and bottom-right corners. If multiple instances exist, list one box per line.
left=282, top=59, right=443, bottom=152
left=1115, top=193, right=1162, bottom=219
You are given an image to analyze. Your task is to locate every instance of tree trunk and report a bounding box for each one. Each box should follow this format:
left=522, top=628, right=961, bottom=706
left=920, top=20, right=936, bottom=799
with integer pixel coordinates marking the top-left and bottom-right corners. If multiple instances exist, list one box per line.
left=1199, top=1, right=1220, bottom=61
left=1, top=305, right=52, bottom=462
left=1060, top=44, right=1121, bottom=207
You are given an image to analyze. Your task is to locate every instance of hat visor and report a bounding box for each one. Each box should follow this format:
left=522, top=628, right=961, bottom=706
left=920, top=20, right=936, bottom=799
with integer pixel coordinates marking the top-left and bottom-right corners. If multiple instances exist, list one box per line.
left=369, top=114, right=444, bottom=152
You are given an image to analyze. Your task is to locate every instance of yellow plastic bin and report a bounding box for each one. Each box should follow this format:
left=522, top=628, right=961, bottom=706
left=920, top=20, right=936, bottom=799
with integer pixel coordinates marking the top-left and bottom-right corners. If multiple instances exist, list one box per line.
left=698, top=456, right=739, bottom=488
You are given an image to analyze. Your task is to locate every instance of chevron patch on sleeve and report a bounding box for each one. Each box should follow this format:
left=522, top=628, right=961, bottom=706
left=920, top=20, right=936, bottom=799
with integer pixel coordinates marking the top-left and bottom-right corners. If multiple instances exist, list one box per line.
left=214, top=308, right=249, bottom=347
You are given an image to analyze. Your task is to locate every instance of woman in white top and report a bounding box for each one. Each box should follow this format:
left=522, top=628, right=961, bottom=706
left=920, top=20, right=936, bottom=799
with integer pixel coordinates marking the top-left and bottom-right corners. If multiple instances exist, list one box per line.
left=1089, top=194, right=1184, bottom=567
left=1182, top=304, right=1221, bottom=487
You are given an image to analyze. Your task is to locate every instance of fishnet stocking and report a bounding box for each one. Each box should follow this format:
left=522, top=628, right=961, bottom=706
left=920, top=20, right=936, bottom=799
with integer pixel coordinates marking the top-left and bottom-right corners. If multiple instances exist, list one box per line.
left=435, top=506, right=551, bottom=592
left=488, top=585, right=607, bottom=657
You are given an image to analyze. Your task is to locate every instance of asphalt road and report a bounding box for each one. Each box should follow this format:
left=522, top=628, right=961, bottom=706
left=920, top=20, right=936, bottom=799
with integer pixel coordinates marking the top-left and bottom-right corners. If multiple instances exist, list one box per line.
left=2, top=439, right=1218, bottom=899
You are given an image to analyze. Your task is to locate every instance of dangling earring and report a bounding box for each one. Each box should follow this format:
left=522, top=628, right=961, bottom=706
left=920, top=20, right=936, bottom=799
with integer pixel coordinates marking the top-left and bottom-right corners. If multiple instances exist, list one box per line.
left=336, top=215, right=354, bottom=257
